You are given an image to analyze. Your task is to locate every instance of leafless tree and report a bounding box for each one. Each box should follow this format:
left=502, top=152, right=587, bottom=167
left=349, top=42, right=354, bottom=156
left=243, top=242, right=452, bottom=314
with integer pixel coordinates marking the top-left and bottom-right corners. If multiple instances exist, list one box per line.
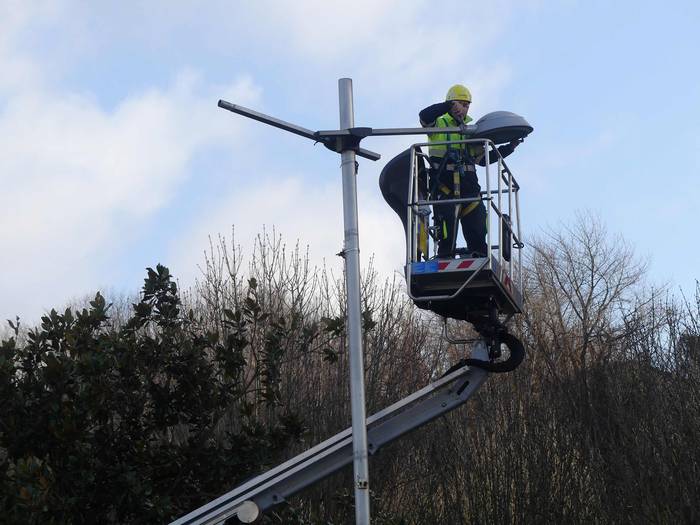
left=176, top=218, right=700, bottom=523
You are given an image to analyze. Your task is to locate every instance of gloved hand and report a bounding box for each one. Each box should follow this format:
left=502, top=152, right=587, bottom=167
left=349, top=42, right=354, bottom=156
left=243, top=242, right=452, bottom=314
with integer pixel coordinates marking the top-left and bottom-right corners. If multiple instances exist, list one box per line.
left=415, top=205, right=431, bottom=217
left=459, top=123, right=472, bottom=135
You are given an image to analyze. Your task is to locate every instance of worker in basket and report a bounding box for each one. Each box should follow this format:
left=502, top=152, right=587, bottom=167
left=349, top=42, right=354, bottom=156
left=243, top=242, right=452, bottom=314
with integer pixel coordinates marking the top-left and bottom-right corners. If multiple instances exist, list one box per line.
left=419, top=84, right=520, bottom=259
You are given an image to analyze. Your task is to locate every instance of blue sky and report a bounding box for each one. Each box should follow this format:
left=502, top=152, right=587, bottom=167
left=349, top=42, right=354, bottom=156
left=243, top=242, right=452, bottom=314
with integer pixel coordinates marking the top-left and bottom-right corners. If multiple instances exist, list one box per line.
left=1, top=0, right=699, bottom=326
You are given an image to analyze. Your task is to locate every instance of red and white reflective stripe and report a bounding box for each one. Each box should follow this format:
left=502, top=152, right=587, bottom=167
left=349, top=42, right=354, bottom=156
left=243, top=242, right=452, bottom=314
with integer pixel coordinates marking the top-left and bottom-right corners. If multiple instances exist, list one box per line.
left=437, top=259, right=475, bottom=272
left=500, top=268, right=513, bottom=292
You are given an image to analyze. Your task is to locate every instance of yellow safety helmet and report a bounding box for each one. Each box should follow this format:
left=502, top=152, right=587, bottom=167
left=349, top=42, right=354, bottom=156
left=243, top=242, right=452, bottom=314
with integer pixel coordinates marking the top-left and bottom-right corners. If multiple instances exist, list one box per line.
left=446, top=84, right=472, bottom=103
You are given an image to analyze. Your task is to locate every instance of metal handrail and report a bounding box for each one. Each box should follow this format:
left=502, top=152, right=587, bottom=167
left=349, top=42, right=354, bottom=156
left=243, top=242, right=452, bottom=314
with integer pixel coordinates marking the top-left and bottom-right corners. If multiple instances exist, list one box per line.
left=415, top=195, right=491, bottom=207
left=407, top=256, right=490, bottom=303
left=404, top=138, right=524, bottom=300
left=489, top=202, right=524, bottom=247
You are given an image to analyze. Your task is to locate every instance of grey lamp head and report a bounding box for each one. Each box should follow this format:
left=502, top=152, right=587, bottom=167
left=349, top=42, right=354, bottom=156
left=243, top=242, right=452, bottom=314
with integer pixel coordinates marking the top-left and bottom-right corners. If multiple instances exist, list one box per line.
left=473, top=111, right=533, bottom=144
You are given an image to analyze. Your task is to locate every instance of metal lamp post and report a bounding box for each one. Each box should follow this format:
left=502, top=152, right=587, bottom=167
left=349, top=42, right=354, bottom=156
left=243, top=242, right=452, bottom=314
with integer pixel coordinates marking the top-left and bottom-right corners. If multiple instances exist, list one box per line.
left=337, top=78, right=371, bottom=524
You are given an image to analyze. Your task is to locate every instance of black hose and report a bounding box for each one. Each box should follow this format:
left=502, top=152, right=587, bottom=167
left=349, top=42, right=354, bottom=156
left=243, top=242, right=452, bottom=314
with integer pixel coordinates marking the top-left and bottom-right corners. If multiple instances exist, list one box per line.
left=442, top=332, right=525, bottom=376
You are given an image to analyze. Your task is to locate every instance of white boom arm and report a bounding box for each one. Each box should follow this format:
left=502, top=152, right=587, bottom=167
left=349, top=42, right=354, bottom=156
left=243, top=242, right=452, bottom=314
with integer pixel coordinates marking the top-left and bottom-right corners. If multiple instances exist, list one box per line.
left=170, top=342, right=490, bottom=524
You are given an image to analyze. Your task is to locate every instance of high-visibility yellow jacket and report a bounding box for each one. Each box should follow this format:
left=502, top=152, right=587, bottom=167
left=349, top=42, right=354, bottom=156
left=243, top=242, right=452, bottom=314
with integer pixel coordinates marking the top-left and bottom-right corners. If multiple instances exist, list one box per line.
left=428, top=112, right=474, bottom=159
left=420, top=102, right=517, bottom=166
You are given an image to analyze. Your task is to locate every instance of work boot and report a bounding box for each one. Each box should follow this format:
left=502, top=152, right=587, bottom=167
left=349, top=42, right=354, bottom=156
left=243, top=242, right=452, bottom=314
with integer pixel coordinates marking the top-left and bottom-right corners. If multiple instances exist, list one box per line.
left=456, top=247, right=485, bottom=258
left=436, top=240, right=454, bottom=259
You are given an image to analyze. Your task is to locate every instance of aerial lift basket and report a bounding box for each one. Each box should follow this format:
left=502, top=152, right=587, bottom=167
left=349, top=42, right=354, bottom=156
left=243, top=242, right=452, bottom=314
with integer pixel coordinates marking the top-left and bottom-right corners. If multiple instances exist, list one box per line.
left=380, top=136, right=525, bottom=323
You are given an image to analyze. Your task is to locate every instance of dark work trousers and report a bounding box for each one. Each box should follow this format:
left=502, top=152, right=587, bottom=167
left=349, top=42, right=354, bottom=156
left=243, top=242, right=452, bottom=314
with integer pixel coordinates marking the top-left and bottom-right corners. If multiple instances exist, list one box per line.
left=432, top=168, right=487, bottom=257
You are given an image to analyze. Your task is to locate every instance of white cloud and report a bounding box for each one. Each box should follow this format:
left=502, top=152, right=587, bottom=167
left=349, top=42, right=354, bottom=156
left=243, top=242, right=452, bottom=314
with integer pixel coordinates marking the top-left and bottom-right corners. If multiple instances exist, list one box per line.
left=0, top=71, right=261, bottom=323
left=169, top=173, right=344, bottom=285
left=237, top=0, right=519, bottom=102
left=0, top=1, right=51, bottom=94
left=169, top=160, right=407, bottom=294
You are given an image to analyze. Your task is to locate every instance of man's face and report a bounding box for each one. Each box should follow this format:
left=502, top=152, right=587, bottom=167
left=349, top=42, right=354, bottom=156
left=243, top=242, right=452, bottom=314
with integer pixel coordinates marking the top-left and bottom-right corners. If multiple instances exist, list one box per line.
left=451, top=100, right=471, bottom=120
